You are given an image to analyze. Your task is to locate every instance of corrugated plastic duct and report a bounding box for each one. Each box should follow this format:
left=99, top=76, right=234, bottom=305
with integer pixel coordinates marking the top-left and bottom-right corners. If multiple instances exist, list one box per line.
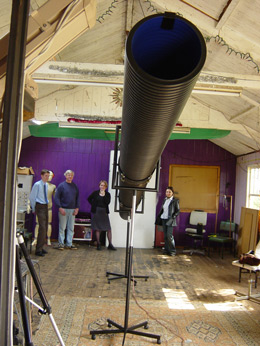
left=118, top=12, right=207, bottom=217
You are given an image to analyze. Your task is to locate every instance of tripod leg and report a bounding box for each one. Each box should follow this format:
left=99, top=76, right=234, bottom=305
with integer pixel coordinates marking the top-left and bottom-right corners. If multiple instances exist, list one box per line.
left=17, top=233, right=65, bottom=346
left=15, top=243, right=34, bottom=346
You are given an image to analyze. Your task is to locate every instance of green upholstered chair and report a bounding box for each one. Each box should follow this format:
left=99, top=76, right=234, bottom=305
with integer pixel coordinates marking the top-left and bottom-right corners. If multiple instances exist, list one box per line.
left=208, top=221, right=237, bottom=259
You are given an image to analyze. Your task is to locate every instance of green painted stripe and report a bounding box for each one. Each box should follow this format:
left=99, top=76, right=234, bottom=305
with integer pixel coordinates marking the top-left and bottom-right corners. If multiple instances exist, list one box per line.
left=29, top=123, right=230, bottom=140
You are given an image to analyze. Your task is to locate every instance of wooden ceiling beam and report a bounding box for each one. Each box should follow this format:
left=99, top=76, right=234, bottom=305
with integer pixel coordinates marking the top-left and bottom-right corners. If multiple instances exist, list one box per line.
left=229, top=106, right=257, bottom=123
left=0, top=0, right=96, bottom=99
left=216, top=0, right=241, bottom=29
left=125, top=0, right=134, bottom=33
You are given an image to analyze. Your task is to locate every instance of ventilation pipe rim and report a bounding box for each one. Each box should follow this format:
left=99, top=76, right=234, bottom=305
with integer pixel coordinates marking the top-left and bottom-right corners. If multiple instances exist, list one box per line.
left=126, top=13, right=207, bottom=86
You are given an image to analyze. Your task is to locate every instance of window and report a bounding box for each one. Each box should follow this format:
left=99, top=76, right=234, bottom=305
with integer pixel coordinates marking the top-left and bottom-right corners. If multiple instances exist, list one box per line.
left=247, top=165, right=260, bottom=210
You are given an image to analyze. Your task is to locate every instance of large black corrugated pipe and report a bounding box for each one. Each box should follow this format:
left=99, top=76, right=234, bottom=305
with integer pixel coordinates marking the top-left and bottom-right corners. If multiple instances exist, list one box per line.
left=118, top=12, right=206, bottom=218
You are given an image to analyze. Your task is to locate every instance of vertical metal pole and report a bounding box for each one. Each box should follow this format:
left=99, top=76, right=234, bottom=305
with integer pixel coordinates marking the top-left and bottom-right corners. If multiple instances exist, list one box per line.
left=123, top=191, right=137, bottom=334
left=0, top=1, right=30, bottom=345
left=124, top=217, right=130, bottom=276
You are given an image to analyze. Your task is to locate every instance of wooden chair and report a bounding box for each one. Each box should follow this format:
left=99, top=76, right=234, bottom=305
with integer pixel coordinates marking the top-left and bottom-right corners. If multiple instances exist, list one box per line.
left=232, top=240, right=260, bottom=302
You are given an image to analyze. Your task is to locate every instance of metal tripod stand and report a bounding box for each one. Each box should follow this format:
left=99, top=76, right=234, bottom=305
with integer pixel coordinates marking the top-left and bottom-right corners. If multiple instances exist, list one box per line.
left=15, top=230, right=65, bottom=346
left=90, top=191, right=161, bottom=345
left=106, top=216, right=149, bottom=285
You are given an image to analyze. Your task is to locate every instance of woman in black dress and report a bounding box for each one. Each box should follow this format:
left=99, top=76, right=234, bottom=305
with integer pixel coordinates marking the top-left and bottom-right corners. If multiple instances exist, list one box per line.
left=87, top=180, right=116, bottom=251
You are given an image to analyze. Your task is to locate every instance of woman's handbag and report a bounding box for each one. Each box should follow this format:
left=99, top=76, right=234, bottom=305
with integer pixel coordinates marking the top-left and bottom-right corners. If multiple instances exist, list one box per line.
left=155, top=214, right=162, bottom=226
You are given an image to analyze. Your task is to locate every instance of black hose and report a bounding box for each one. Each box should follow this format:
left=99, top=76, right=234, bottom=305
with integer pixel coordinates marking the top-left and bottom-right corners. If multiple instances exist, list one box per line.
left=119, top=12, right=206, bottom=217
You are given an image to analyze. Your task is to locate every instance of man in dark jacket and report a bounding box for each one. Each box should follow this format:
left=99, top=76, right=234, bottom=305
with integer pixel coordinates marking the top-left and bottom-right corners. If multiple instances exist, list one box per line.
left=156, top=186, right=180, bottom=256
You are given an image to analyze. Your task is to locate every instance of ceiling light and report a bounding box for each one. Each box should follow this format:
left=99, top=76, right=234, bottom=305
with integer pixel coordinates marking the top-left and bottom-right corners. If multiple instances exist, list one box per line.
left=192, top=89, right=240, bottom=96
left=33, top=78, right=123, bottom=88
left=30, top=119, right=48, bottom=125
left=172, top=127, right=190, bottom=134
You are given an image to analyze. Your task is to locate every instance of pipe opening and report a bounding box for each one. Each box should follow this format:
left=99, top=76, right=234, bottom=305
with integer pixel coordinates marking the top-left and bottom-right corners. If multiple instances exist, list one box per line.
left=128, top=15, right=205, bottom=82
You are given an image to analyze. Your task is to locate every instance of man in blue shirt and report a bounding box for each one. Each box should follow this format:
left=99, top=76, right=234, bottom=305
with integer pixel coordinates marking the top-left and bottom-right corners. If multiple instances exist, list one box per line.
left=54, top=170, right=80, bottom=250
left=30, top=169, right=50, bottom=256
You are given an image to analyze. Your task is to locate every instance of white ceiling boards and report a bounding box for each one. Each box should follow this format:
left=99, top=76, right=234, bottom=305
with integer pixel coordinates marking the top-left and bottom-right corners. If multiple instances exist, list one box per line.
left=1, top=0, right=260, bottom=155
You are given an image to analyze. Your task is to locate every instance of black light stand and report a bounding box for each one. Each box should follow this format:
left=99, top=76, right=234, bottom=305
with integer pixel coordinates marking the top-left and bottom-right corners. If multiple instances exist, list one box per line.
left=106, top=215, right=149, bottom=285
left=15, top=231, right=65, bottom=346
left=90, top=191, right=161, bottom=345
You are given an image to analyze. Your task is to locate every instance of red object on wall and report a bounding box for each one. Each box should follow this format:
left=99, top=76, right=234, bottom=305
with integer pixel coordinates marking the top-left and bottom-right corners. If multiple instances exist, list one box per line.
left=155, top=225, right=165, bottom=247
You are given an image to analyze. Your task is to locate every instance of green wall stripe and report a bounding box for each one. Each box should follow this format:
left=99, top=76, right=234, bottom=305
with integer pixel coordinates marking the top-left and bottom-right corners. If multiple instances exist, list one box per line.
left=29, top=123, right=230, bottom=141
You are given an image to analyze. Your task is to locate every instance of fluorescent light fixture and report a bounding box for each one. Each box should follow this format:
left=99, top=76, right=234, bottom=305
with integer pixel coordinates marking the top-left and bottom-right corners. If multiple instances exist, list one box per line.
left=59, top=122, right=191, bottom=134
left=192, top=89, right=240, bottom=96
left=59, top=122, right=115, bottom=130
left=30, top=119, right=48, bottom=125
left=172, top=127, right=190, bottom=134
left=33, top=77, right=242, bottom=98
left=33, top=78, right=123, bottom=88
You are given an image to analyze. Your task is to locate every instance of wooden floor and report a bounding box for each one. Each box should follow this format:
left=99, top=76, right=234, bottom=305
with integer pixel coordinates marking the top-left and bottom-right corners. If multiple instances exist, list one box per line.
left=18, top=241, right=260, bottom=345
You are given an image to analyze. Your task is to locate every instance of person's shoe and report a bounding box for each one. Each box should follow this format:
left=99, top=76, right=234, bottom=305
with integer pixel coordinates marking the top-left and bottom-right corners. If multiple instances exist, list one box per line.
left=57, top=244, right=64, bottom=251
left=107, top=244, right=117, bottom=251
left=65, top=244, right=77, bottom=250
left=97, top=244, right=101, bottom=251
left=42, top=249, right=48, bottom=254
left=35, top=251, right=45, bottom=257
left=168, top=252, right=176, bottom=256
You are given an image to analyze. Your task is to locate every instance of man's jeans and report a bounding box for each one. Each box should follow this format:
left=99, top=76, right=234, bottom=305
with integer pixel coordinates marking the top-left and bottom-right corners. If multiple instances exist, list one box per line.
left=58, top=209, right=75, bottom=246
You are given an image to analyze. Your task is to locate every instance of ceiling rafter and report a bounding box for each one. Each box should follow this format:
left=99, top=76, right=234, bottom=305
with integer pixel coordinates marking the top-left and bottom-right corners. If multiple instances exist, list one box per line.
left=230, top=106, right=257, bottom=123
left=125, top=0, right=134, bottom=33
left=216, top=0, right=240, bottom=29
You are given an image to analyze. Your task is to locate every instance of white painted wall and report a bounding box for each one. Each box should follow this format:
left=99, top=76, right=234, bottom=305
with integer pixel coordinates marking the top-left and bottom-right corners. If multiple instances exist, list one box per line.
left=234, top=151, right=260, bottom=225
left=108, top=151, right=157, bottom=249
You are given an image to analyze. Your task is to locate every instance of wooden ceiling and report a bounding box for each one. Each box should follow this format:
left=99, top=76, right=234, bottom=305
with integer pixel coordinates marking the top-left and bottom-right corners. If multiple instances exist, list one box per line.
left=1, top=0, right=260, bottom=156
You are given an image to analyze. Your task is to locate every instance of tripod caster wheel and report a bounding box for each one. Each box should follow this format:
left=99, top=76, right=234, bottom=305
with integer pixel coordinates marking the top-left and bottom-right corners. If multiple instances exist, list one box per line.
left=108, top=322, right=112, bottom=328
left=157, top=339, right=161, bottom=344
left=145, top=278, right=148, bottom=281
left=108, top=281, right=110, bottom=284
left=91, top=334, right=96, bottom=340
left=144, top=325, right=149, bottom=329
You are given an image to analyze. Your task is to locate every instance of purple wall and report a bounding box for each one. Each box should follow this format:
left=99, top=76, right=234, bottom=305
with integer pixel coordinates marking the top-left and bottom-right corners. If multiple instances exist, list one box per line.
left=19, top=137, right=114, bottom=240
left=19, top=137, right=236, bottom=246
left=157, top=139, right=236, bottom=246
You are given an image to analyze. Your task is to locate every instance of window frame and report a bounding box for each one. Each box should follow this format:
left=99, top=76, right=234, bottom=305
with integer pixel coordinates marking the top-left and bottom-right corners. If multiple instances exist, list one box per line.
left=246, top=164, right=260, bottom=210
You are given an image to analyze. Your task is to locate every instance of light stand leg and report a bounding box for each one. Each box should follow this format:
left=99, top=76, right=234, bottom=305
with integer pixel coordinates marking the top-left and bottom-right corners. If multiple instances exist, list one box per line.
left=15, top=242, right=34, bottom=346
left=16, top=233, right=65, bottom=346
left=106, top=216, right=149, bottom=284
left=90, top=191, right=161, bottom=345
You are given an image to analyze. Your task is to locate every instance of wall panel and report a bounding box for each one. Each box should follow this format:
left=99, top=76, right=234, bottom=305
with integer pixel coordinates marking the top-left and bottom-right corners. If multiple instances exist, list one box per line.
left=19, top=137, right=236, bottom=247
left=158, top=140, right=236, bottom=246
left=19, top=137, right=114, bottom=240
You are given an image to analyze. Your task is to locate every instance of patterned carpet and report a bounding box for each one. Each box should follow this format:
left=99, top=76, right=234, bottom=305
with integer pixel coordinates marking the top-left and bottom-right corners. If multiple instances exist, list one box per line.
left=32, top=295, right=260, bottom=346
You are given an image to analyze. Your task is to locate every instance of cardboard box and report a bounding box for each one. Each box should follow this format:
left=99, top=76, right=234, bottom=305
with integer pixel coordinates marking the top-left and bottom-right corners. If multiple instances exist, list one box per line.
left=17, top=166, right=34, bottom=175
